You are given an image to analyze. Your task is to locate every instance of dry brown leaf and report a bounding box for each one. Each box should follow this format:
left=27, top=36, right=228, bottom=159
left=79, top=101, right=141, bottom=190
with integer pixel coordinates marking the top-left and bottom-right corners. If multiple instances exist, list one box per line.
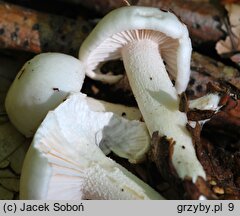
left=216, top=4, right=240, bottom=63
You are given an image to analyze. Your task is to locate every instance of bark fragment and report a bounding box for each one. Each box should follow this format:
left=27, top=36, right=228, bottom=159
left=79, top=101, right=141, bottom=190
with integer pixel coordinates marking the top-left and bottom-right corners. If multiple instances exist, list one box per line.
left=148, top=132, right=183, bottom=199
left=187, top=109, right=216, bottom=121
left=149, top=131, right=216, bottom=199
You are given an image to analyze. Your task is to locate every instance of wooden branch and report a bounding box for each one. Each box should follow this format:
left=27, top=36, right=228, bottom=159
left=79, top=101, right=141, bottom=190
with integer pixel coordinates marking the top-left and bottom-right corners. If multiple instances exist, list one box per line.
left=0, top=1, right=91, bottom=55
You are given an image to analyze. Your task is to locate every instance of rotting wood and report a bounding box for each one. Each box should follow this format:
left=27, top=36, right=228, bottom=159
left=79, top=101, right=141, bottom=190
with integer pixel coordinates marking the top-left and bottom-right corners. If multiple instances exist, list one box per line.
left=0, top=1, right=91, bottom=55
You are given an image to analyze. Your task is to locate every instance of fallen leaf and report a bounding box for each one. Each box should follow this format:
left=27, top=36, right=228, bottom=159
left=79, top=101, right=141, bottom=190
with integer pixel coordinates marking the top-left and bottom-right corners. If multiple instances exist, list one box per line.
left=0, top=123, right=25, bottom=162
left=0, top=186, right=14, bottom=200
left=216, top=4, right=240, bottom=63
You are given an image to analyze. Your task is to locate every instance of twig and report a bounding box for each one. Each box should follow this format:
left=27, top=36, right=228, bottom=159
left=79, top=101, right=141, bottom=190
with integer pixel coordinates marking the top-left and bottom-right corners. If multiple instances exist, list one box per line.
left=123, top=0, right=131, bottom=6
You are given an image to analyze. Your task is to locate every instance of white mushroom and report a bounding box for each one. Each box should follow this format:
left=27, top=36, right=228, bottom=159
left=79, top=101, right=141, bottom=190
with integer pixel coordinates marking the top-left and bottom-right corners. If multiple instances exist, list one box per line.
left=79, top=6, right=205, bottom=182
left=5, top=53, right=85, bottom=137
left=20, top=93, right=163, bottom=200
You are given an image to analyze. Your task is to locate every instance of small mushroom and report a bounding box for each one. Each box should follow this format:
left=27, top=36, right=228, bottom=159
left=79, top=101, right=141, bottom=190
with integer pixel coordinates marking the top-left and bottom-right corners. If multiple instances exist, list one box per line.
left=5, top=53, right=85, bottom=137
left=20, top=93, right=163, bottom=200
left=79, top=6, right=205, bottom=182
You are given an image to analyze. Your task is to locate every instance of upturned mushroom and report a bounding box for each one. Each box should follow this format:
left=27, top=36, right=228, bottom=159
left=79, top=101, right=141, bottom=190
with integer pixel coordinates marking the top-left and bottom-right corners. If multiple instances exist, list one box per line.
left=20, top=93, right=163, bottom=200
left=79, top=6, right=205, bottom=182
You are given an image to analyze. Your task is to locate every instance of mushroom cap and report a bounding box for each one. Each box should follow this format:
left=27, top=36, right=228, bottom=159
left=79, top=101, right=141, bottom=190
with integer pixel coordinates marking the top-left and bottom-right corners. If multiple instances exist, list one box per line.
left=5, top=53, right=85, bottom=137
left=79, top=6, right=192, bottom=93
left=20, top=93, right=161, bottom=200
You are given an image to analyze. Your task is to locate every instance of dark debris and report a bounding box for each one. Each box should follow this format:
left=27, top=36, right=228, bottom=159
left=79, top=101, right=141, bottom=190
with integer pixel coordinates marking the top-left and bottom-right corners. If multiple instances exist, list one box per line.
left=147, top=87, right=240, bottom=199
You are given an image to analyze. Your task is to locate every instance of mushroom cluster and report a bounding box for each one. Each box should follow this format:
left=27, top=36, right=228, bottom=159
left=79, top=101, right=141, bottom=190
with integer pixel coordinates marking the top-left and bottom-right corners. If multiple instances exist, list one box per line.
left=4, top=5, right=221, bottom=200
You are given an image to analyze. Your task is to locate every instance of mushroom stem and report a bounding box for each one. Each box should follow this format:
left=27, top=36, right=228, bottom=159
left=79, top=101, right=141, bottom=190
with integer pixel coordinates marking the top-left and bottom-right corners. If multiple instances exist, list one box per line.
left=121, top=39, right=206, bottom=182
